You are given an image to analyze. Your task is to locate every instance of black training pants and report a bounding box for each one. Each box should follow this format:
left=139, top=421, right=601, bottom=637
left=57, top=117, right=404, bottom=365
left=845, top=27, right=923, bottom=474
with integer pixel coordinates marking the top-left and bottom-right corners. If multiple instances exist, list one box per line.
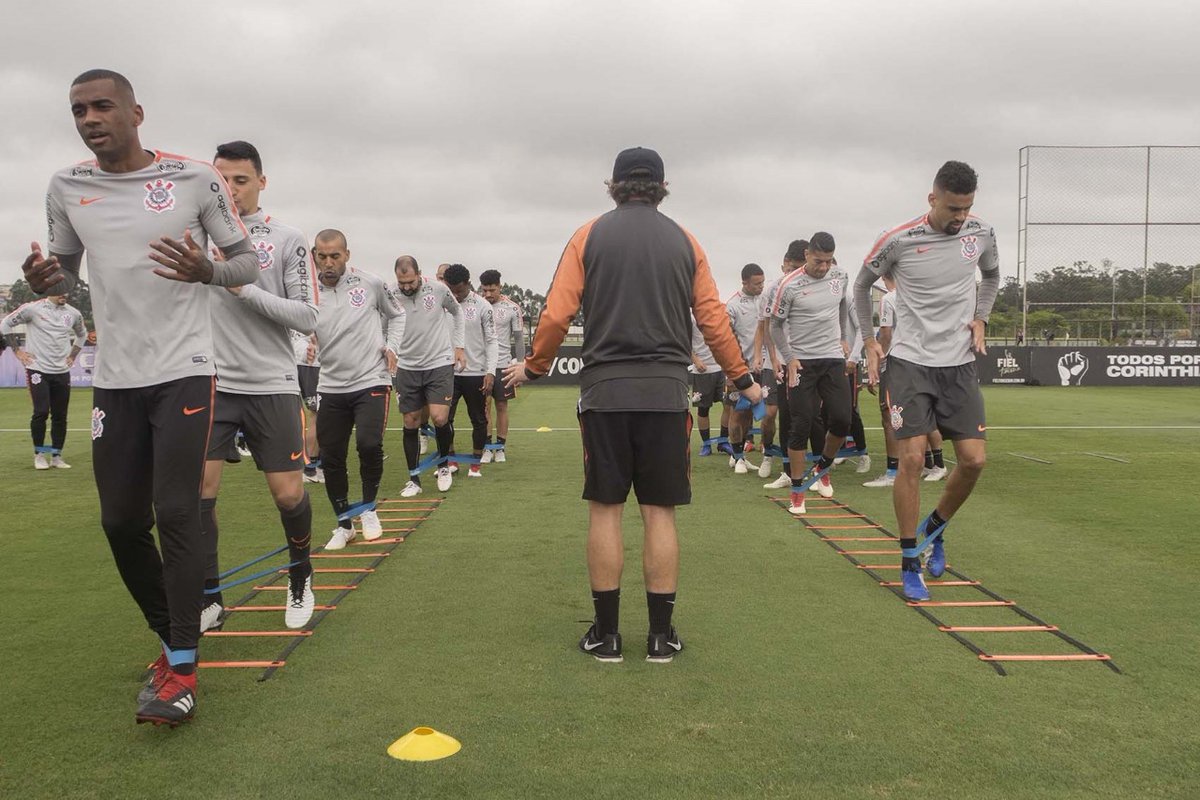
left=92, top=376, right=214, bottom=651
left=316, top=386, right=390, bottom=508
left=27, top=369, right=71, bottom=451
left=787, top=359, right=851, bottom=453
left=449, top=375, right=488, bottom=452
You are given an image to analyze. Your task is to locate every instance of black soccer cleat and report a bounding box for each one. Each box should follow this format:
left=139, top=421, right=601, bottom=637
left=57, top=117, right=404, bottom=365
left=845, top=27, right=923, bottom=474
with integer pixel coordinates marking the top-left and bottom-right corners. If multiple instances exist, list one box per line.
left=135, top=671, right=197, bottom=728
left=646, top=628, right=684, bottom=663
left=578, top=623, right=622, bottom=663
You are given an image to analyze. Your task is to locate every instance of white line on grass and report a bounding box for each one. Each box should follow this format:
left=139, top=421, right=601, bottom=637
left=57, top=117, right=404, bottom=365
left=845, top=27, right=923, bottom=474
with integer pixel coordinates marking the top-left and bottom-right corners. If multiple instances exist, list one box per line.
left=1006, top=452, right=1053, bottom=464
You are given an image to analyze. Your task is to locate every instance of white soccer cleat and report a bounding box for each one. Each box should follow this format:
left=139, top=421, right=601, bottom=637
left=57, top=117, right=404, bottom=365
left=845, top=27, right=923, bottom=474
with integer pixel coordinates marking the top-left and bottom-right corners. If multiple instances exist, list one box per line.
left=436, top=466, right=453, bottom=492
left=493, top=448, right=506, bottom=463
left=815, top=474, right=834, bottom=498
left=324, top=525, right=355, bottom=551
left=833, top=457, right=846, bottom=465
left=447, top=462, right=459, bottom=475
left=728, top=455, right=736, bottom=469
left=788, top=494, right=807, bottom=515
left=863, top=472, right=896, bottom=488
left=236, top=442, right=252, bottom=458
left=757, top=456, right=773, bottom=478
left=764, top=473, right=792, bottom=489
left=400, top=480, right=423, bottom=498
left=360, top=510, right=382, bottom=541
left=50, top=455, right=71, bottom=469
left=734, top=458, right=749, bottom=475
left=920, top=466, right=933, bottom=479
left=480, top=449, right=493, bottom=464
left=302, top=468, right=325, bottom=484
left=468, top=465, right=483, bottom=478
left=856, top=454, right=871, bottom=474
left=923, top=466, right=949, bottom=482
left=285, top=574, right=315, bottom=629
left=199, top=601, right=223, bottom=633
left=33, top=453, right=50, bottom=470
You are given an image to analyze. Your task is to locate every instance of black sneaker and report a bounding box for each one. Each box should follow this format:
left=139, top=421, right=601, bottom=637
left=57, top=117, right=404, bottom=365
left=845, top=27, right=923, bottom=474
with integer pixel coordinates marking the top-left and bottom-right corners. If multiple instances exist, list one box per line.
left=646, top=628, right=684, bottom=663
left=578, top=624, right=622, bottom=663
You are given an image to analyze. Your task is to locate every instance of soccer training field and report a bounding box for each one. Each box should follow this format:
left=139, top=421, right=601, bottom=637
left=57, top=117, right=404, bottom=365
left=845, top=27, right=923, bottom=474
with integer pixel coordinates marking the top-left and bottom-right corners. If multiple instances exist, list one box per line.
left=1, top=385, right=1196, bottom=799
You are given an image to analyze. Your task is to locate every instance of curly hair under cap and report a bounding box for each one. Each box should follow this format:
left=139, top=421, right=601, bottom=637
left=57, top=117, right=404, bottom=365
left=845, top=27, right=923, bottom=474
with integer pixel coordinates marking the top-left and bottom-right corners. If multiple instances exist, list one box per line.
left=605, top=178, right=670, bottom=206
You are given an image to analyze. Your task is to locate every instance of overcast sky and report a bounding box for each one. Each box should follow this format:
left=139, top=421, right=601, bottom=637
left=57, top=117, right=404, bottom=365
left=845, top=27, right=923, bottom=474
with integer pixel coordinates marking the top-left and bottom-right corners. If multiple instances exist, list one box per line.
left=3, top=0, right=1198, bottom=296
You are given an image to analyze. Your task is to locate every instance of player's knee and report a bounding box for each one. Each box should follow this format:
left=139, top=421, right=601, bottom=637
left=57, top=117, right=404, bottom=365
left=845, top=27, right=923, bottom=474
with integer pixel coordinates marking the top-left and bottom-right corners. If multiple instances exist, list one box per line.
left=957, top=449, right=986, bottom=473
left=272, top=485, right=306, bottom=510
left=31, top=411, right=49, bottom=423
left=897, top=448, right=925, bottom=472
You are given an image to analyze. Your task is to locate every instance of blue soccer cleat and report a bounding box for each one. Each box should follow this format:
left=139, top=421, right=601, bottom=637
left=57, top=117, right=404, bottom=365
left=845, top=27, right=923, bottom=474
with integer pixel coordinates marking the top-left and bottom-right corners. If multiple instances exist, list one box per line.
left=901, top=564, right=930, bottom=601
left=699, top=443, right=712, bottom=457
left=920, top=514, right=948, bottom=578
left=718, top=442, right=735, bottom=457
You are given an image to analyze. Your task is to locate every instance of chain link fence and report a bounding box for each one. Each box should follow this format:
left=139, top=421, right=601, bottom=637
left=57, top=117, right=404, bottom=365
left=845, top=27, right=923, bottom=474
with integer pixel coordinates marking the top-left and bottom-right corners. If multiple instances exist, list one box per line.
left=999, top=146, right=1200, bottom=346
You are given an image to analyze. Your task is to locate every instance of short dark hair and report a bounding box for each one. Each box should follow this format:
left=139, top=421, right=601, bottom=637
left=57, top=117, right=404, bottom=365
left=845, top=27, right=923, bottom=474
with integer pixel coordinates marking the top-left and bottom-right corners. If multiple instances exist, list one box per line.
left=71, top=69, right=135, bottom=99
left=443, top=263, right=470, bottom=286
left=784, top=239, right=808, bottom=262
left=314, top=229, right=347, bottom=249
left=741, top=263, right=764, bottom=281
left=808, top=232, right=835, bottom=254
left=934, top=160, right=978, bottom=195
left=606, top=179, right=670, bottom=206
left=394, top=255, right=420, bottom=274
left=214, top=140, right=263, bottom=174
left=479, top=269, right=502, bottom=286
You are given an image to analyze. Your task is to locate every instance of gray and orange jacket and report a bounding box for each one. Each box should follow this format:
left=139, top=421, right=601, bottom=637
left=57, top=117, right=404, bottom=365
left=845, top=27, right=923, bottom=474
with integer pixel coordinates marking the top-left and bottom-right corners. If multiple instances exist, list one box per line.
left=525, top=200, right=752, bottom=399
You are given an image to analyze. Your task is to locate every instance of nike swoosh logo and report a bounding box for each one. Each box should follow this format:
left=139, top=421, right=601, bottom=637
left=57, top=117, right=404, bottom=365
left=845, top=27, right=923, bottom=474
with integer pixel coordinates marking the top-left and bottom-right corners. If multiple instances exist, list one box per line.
left=290, top=451, right=304, bottom=461
left=582, top=639, right=605, bottom=651
left=916, top=246, right=931, bottom=254
left=667, top=641, right=683, bottom=651
left=443, top=396, right=452, bottom=401
left=977, top=424, right=987, bottom=432
left=79, top=196, right=105, bottom=206
left=370, top=391, right=385, bottom=397
left=182, top=406, right=207, bottom=416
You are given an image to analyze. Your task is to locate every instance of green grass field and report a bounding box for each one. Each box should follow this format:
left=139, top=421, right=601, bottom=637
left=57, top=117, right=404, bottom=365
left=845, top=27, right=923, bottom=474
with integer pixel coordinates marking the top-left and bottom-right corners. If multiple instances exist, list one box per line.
left=0, top=385, right=1197, bottom=799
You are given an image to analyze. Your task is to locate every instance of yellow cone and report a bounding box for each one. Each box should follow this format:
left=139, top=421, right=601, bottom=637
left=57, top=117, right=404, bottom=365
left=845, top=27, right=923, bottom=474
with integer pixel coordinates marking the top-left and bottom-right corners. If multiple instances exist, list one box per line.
left=387, top=727, right=462, bottom=761
left=536, top=426, right=553, bottom=432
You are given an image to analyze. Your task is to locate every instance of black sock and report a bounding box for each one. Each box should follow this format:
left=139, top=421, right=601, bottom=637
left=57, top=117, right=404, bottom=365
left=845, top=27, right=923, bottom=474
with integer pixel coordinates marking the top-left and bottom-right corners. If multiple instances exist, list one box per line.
left=647, top=591, right=676, bottom=635
left=733, top=441, right=745, bottom=457
left=887, top=456, right=899, bottom=472
left=592, top=588, right=620, bottom=636
left=932, top=449, right=945, bottom=469
left=901, top=537, right=919, bottom=571
left=924, top=450, right=934, bottom=469
left=280, top=494, right=313, bottom=582
left=403, top=427, right=419, bottom=472
left=435, top=423, right=454, bottom=458
left=200, top=497, right=222, bottom=607
left=783, top=457, right=792, bottom=477
left=719, top=425, right=729, bottom=441
left=700, top=427, right=711, bottom=443
left=497, top=436, right=506, bottom=446
left=485, top=435, right=493, bottom=445
left=817, top=454, right=834, bottom=471
left=171, top=661, right=196, bottom=676
left=332, top=497, right=353, bottom=530
left=925, top=509, right=948, bottom=540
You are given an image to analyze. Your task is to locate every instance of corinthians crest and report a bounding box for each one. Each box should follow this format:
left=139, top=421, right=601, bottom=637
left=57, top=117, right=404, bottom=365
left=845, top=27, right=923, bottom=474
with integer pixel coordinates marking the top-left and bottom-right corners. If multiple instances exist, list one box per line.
left=254, top=241, right=275, bottom=270
left=960, top=235, right=979, bottom=260
left=144, top=179, right=176, bottom=213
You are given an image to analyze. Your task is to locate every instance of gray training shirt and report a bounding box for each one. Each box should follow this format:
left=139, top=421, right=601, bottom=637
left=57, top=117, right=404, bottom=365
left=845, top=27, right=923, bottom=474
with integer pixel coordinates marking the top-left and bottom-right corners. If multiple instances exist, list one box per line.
left=210, top=210, right=318, bottom=395
left=726, top=290, right=763, bottom=365
left=458, top=290, right=499, bottom=377
left=315, top=268, right=404, bottom=394
left=0, top=299, right=87, bottom=373
left=766, top=265, right=852, bottom=362
left=390, top=276, right=465, bottom=371
left=690, top=317, right=720, bottom=372
left=490, top=298, right=526, bottom=366
left=854, top=214, right=1000, bottom=368
left=45, top=151, right=255, bottom=389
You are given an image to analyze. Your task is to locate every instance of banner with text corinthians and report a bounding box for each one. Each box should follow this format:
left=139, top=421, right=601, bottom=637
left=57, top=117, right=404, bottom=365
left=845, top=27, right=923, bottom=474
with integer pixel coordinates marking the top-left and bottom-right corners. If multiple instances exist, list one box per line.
left=976, top=347, right=1200, bottom=387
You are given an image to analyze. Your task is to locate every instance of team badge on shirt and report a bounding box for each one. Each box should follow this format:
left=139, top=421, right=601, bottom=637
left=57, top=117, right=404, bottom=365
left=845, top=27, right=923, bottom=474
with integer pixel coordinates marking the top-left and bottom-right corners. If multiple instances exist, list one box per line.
left=91, top=407, right=106, bottom=440
left=423, top=294, right=436, bottom=311
left=464, top=304, right=477, bottom=321
left=348, top=287, right=367, bottom=308
left=254, top=241, right=275, bottom=270
left=828, top=278, right=843, bottom=295
left=960, top=235, right=979, bottom=260
left=144, top=179, right=176, bottom=213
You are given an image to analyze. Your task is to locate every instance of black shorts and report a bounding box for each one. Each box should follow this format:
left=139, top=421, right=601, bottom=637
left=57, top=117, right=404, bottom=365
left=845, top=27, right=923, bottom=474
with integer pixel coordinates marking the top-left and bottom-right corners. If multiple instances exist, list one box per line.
left=884, top=357, right=986, bottom=441
left=759, top=367, right=780, bottom=406
left=208, top=392, right=306, bottom=472
left=690, top=370, right=724, bottom=411
left=394, top=366, right=455, bottom=414
left=297, top=365, right=320, bottom=412
left=490, top=369, right=516, bottom=401
left=579, top=410, right=692, bottom=506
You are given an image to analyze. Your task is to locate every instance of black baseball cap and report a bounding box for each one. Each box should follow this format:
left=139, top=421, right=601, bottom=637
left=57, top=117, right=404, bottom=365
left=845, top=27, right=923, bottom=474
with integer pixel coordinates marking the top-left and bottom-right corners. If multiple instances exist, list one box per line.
left=612, top=147, right=665, bottom=183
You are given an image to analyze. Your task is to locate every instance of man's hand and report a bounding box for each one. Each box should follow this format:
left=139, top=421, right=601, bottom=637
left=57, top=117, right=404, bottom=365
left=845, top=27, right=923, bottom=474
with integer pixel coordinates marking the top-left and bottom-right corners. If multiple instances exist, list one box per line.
left=740, top=380, right=763, bottom=405
left=16, top=349, right=34, bottom=367
left=845, top=359, right=857, bottom=376
left=691, top=356, right=707, bottom=373
left=787, top=358, right=801, bottom=388
left=864, top=338, right=884, bottom=387
left=503, top=361, right=531, bottom=388
left=751, top=354, right=763, bottom=373
left=66, top=353, right=76, bottom=368
left=840, top=339, right=850, bottom=358
left=149, top=229, right=215, bottom=283
left=21, top=242, right=63, bottom=293
left=305, top=338, right=317, bottom=365
left=481, top=372, right=494, bottom=394
left=383, top=347, right=398, bottom=376
left=453, top=347, right=467, bottom=372
left=969, top=319, right=987, bottom=355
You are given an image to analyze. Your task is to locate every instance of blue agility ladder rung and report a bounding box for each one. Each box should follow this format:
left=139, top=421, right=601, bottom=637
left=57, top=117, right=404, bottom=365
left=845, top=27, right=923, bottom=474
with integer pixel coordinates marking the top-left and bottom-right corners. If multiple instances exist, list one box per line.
left=337, top=500, right=377, bottom=522
left=218, top=545, right=289, bottom=580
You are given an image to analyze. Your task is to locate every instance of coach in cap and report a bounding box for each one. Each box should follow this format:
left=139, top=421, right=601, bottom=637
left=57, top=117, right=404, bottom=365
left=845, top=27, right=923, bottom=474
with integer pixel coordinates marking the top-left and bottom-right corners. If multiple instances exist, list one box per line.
left=505, top=147, right=759, bottom=663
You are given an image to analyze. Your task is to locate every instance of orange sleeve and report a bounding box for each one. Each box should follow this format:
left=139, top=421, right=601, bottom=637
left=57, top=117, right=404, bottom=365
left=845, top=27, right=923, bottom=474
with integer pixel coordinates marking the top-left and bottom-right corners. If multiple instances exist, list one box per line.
left=525, top=219, right=595, bottom=377
left=687, top=231, right=749, bottom=381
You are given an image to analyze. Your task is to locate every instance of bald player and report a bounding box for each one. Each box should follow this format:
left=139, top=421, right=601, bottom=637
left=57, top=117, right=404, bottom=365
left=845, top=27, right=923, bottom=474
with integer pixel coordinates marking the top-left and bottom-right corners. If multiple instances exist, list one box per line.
left=21, top=69, right=260, bottom=727
left=855, top=160, right=1000, bottom=601
left=312, top=230, right=405, bottom=550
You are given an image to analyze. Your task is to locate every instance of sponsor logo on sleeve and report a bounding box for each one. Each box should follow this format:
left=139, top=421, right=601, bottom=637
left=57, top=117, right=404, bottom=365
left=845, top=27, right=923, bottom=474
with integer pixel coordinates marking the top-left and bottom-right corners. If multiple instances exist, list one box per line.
left=250, top=223, right=272, bottom=237
left=348, top=287, right=367, bottom=308
left=71, top=166, right=95, bottom=177
left=212, top=190, right=238, bottom=235
left=144, top=179, right=176, bottom=213
left=960, top=235, right=979, bottom=260
left=254, top=241, right=275, bottom=270
left=156, top=159, right=185, bottom=173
